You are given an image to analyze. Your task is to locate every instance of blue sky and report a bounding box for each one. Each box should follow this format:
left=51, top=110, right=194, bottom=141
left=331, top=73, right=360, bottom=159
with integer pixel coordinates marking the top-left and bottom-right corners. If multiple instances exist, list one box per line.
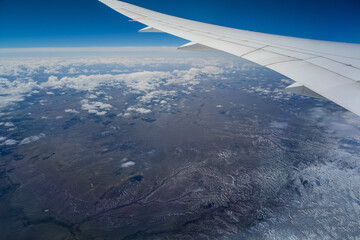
left=0, top=0, right=359, bottom=48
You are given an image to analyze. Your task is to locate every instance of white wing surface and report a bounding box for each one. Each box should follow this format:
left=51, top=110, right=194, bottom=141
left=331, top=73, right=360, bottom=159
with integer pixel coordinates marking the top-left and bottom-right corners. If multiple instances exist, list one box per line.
left=99, top=0, right=360, bottom=116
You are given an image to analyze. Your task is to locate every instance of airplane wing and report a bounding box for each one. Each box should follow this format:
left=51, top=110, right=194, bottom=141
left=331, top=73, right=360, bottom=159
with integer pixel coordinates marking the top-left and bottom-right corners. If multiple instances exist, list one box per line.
left=99, top=0, right=360, bottom=117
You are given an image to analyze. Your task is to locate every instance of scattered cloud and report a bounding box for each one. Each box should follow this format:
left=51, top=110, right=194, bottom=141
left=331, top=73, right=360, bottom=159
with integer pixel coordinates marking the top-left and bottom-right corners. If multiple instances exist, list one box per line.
left=0, top=139, right=18, bottom=146
left=127, top=107, right=152, bottom=114
left=39, top=100, right=48, bottom=105
left=68, top=67, right=78, bottom=74
left=86, top=94, right=98, bottom=99
left=20, top=133, right=45, bottom=145
left=0, top=56, right=237, bottom=113
left=309, top=107, right=360, bottom=138
left=0, top=77, right=39, bottom=109
left=65, top=109, right=80, bottom=114
left=4, top=122, right=14, bottom=127
left=81, top=99, right=112, bottom=116
left=44, top=68, right=60, bottom=74
left=121, top=161, right=136, bottom=168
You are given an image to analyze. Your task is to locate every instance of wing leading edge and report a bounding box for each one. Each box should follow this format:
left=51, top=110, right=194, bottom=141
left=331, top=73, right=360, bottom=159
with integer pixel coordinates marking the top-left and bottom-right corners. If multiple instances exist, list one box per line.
left=99, top=0, right=360, bottom=117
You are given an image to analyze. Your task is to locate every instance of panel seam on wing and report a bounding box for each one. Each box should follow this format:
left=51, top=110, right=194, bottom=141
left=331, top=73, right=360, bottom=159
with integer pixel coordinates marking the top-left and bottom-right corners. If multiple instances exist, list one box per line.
left=268, top=59, right=357, bottom=82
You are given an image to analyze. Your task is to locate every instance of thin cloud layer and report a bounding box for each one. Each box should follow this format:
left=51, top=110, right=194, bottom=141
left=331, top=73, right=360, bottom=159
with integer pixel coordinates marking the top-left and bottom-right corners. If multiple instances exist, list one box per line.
left=0, top=139, right=18, bottom=146
left=20, top=133, right=45, bottom=145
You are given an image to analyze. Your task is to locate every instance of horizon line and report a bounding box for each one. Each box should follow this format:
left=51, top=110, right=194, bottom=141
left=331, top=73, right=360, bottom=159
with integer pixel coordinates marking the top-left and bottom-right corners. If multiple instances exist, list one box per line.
left=0, top=46, right=179, bottom=53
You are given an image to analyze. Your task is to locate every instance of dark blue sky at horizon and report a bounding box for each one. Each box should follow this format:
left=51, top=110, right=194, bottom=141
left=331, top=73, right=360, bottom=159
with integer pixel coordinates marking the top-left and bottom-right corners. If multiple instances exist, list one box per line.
left=0, top=0, right=359, bottom=48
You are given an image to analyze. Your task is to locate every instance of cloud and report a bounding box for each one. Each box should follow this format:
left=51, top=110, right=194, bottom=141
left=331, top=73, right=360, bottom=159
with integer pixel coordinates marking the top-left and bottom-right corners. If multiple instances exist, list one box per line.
left=138, top=90, right=177, bottom=104
left=127, top=107, right=152, bottom=114
left=39, top=100, right=48, bottom=105
left=65, top=109, right=80, bottom=114
left=269, top=121, right=288, bottom=129
left=309, top=107, right=327, bottom=119
left=86, top=94, right=98, bottom=99
left=0, top=55, right=238, bottom=113
left=201, top=66, right=224, bottom=75
left=0, top=139, right=18, bottom=146
left=44, top=68, right=60, bottom=74
left=0, top=54, right=232, bottom=79
left=121, top=161, right=136, bottom=168
left=0, top=77, right=39, bottom=109
left=20, top=133, right=45, bottom=145
left=309, top=107, right=360, bottom=138
left=4, top=122, right=14, bottom=127
left=0, top=137, right=6, bottom=142
left=68, top=67, right=78, bottom=74
left=81, top=99, right=112, bottom=116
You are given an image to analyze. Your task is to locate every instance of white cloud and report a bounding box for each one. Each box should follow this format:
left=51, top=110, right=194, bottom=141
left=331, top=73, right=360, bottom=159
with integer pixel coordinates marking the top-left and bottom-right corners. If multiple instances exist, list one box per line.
left=0, top=55, right=237, bottom=113
left=39, top=99, right=48, bottom=105
left=68, top=67, right=78, bottom=74
left=201, top=66, right=224, bottom=75
left=121, top=161, right=136, bottom=168
left=309, top=107, right=360, bottom=138
left=0, top=54, right=231, bottom=79
left=1, top=139, right=18, bottom=146
left=65, top=109, right=79, bottom=114
left=0, top=137, right=6, bottom=141
left=86, top=94, right=98, bottom=99
left=127, top=107, right=151, bottom=114
left=95, top=111, right=107, bottom=116
left=4, top=122, right=14, bottom=127
left=138, top=90, right=177, bottom=104
left=81, top=100, right=112, bottom=110
left=81, top=99, right=112, bottom=116
left=0, top=77, right=39, bottom=109
left=20, top=133, right=45, bottom=145
left=44, top=68, right=60, bottom=74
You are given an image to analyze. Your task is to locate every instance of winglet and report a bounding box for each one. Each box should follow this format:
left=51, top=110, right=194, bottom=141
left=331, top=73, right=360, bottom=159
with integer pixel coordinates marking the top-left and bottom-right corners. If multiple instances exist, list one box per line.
left=178, top=42, right=220, bottom=52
